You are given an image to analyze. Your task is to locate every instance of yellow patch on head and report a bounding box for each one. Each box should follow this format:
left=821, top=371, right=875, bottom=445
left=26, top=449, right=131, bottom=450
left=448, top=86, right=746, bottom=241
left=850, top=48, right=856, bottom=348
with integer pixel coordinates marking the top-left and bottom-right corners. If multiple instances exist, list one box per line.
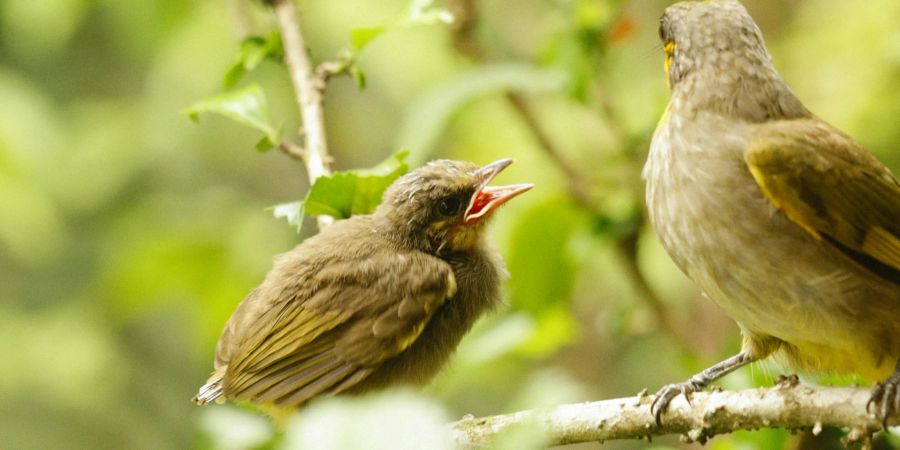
left=663, top=40, right=675, bottom=88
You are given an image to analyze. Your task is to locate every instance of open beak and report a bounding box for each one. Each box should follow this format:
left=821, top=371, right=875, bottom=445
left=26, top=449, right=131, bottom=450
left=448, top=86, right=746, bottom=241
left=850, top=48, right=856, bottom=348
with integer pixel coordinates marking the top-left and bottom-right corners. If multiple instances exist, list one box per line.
left=464, top=159, right=533, bottom=223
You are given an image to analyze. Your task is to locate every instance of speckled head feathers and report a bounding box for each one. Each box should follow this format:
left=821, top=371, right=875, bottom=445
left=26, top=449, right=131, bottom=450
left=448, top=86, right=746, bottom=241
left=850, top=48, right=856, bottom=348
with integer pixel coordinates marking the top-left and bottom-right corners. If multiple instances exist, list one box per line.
left=658, top=0, right=809, bottom=121
left=376, top=160, right=487, bottom=253
left=384, top=160, right=480, bottom=210
left=660, top=0, right=770, bottom=87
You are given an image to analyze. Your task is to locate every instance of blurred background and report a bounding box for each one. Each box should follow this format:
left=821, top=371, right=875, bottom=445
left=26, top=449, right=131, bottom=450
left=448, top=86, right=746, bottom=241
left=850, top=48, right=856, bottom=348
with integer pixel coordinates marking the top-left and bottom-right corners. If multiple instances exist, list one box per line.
left=1, top=0, right=898, bottom=448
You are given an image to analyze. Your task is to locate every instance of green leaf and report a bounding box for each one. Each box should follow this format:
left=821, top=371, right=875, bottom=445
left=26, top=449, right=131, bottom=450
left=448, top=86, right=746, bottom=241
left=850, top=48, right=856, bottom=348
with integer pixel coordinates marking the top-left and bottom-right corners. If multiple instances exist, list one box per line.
left=350, top=26, right=386, bottom=51
left=346, top=0, right=453, bottom=57
left=183, top=83, right=280, bottom=146
left=223, top=32, right=283, bottom=89
left=270, top=201, right=305, bottom=234
left=254, top=135, right=275, bottom=152
left=349, top=65, right=366, bottom=90
left=304, top=150, right=410, bottom=219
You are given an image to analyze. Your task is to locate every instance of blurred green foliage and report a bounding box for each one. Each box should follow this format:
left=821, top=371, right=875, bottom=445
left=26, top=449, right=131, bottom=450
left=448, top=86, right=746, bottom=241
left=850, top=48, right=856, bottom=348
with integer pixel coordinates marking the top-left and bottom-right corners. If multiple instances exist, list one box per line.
left=0, top=0, right=898, bottom=449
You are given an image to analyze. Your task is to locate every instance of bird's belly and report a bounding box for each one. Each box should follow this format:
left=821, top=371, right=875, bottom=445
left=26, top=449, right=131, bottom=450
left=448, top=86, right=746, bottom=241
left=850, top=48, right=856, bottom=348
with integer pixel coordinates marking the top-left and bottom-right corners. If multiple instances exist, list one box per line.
left=644, top=130, right=900, bottom=379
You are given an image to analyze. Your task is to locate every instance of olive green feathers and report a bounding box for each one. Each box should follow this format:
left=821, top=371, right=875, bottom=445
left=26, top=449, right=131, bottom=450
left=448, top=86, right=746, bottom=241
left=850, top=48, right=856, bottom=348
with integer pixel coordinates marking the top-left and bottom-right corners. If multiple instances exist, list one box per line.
left=745, top=119, right=900, bottom=282
left=645, top=0, right=900, bottom=424
left=194, top=159, right=531, bottom=409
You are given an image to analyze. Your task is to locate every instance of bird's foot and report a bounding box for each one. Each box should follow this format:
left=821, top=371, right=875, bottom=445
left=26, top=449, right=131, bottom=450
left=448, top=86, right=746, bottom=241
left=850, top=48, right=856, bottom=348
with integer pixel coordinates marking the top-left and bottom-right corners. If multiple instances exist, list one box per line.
left=650, top=353, right=754, bottom=426
left=867, top=371, right=900, bottom=429
left=650, top=379, right=705, bottom=426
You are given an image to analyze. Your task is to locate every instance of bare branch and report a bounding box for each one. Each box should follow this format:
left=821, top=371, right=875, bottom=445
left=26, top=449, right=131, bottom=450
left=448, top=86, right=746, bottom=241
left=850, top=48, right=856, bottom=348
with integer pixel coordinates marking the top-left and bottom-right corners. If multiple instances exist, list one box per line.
left=316, top=50, right=356, bottom=84
left=272, top=0, right=334, bottom=229
left=449, top=384, right=896, bottom=448
left=504, top=92, right=593, bottom=207
left=448, top=0, right=688, bottom=345
left=278, top=141, right=306, bottom=161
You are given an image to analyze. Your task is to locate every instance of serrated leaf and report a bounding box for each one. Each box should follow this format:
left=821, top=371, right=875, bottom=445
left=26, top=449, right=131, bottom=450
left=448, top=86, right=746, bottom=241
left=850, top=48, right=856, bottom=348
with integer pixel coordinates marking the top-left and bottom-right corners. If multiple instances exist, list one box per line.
left=183, top=83, right=280, bottom=146
left=350, top=26, right=386, bottom=50
left=304, top=150, right=410, bottom=219
left=270, top=201, right=305, bottom=233
left=223, top=32, right=283, bottom=88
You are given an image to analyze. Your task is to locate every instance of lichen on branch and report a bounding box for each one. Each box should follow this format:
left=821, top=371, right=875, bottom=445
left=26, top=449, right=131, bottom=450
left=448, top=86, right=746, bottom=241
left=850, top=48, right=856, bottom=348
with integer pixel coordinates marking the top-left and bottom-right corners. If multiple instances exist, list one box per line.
left=449, top=384, right=897, bottom=448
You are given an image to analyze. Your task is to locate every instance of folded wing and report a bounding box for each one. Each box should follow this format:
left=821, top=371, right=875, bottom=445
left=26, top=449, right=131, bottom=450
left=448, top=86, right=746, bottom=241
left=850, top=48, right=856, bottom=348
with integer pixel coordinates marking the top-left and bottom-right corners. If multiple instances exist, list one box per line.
left=744, top=119, right=900, bottom=285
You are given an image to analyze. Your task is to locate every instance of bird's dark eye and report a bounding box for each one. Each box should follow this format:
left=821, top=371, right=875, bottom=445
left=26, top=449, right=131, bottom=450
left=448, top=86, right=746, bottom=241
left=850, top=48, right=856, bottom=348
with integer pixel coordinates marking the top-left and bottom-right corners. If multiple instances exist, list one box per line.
left=659, top=21, right=670, bottom=42
left=437, top=196, right=461, bottom=216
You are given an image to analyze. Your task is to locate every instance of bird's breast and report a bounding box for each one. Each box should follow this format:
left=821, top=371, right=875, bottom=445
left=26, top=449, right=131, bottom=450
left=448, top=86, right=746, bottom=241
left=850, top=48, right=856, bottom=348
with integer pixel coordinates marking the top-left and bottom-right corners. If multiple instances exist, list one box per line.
left=644, top=111, right=900, bottom=378
left=358, top=246, right=505, bottom=389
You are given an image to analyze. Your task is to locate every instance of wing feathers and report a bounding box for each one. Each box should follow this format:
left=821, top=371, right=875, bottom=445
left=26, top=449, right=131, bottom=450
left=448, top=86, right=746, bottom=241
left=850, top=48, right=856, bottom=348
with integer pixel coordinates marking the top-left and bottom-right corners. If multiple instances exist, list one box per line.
left=745, top=119, right=900, bottom=283
left=864, top=227, right=900, bottom=268
left=216, top=247, right=456, bottom=407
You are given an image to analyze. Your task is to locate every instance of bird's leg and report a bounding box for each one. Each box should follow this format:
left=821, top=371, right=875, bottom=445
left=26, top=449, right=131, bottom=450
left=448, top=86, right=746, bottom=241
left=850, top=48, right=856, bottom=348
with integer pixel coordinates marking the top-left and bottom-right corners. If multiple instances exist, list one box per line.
left=867, top=358, right=900, bottom=428
left=651, top=352, right=755, bottom=425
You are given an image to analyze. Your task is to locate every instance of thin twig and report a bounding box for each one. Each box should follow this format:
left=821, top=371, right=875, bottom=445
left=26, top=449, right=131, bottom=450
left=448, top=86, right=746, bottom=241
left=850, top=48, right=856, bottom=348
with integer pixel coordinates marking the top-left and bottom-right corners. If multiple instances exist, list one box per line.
left=272, top=0, right=334, bottom=229
left=449, top=384, right=896, bottom=448
left=504, top=92, right=593, bottom=207
left=316, top=50, right=356, bottom=84
left=614, top=221, right=689, bottom=348
left=278, top=141, right=306, bottom=161
left=449, top=0, right=685, bottom=345
left=450, top=0, right=592, bottom=210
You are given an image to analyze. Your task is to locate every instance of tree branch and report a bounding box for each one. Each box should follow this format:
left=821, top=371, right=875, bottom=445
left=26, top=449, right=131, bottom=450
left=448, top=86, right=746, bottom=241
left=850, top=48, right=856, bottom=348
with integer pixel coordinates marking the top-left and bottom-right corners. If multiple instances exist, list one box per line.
left=449, top=384, right=897, bottom=448
left=449, top=0, right=687, bottom=346
left=504, top=92, right=593, bottom=207
left=271, top=0, right=334, bottom=229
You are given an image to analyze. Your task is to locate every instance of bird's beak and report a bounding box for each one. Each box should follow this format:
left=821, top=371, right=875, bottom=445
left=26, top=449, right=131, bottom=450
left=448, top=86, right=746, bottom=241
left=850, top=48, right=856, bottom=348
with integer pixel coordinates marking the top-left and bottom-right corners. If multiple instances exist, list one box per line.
left=464, top=159, right=533, bottom=223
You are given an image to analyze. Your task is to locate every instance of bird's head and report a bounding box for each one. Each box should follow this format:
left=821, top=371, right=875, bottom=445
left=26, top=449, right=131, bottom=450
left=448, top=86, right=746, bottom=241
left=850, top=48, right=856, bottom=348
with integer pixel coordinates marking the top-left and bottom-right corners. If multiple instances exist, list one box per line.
left=377, top=159, right=532, bottom=254
left=659, top=0, right=772, bottom=90
left=657, top=0, right=808, bottom=120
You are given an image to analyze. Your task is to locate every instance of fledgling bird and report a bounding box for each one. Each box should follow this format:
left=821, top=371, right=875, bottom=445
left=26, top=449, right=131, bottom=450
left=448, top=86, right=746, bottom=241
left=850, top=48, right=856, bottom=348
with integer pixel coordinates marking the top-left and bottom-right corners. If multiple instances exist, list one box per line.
left=193, top=159, right=531, bottom=411
left=644, top=0, right=900, bottom=424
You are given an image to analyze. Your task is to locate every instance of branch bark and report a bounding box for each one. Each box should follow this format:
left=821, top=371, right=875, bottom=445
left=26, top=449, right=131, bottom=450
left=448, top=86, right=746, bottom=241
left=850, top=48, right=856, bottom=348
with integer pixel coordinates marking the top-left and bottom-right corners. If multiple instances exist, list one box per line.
left=449, top=384, right=897, bottom=448
left=272, top=0, right=334, bottom=229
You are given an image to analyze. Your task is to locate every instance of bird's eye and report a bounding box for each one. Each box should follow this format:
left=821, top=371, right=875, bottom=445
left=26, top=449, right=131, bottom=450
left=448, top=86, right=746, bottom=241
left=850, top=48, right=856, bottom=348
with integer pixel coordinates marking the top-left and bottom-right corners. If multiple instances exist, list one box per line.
left=437, top=196, right=461, bottom=216
left=658, top=18, right=669, bottom=42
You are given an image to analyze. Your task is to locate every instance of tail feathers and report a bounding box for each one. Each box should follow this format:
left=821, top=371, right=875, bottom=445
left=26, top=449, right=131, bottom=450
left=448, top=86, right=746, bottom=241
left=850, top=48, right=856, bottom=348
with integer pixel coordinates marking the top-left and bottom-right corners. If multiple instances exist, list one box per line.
left=193, top=368, right=227, bottom=405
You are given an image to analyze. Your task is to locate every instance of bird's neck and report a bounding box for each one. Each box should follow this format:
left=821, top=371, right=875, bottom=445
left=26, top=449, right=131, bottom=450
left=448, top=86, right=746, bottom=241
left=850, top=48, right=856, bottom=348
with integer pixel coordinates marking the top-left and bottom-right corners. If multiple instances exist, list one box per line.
left=670, top=66, right=809, bottom=122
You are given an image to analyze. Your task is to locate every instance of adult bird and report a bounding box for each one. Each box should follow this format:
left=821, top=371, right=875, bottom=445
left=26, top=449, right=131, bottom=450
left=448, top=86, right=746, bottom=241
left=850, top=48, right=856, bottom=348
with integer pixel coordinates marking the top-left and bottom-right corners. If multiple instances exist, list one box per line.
left=193, top=159, right=531, bottom=413
left=643, top=0, right=900, bottom=425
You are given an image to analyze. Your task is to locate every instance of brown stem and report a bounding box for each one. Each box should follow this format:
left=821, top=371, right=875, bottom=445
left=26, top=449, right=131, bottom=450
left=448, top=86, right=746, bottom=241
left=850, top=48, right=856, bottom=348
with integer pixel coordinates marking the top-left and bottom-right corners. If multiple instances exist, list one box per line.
left=272, top=0, right=334, bottom=229
left=616, top=227, right=683, bottom=344
left=278, top=141, right=306, bottom=161
left=504, top=92, right=594, bottom=207
left=450, top=0, right=685, bottom=345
